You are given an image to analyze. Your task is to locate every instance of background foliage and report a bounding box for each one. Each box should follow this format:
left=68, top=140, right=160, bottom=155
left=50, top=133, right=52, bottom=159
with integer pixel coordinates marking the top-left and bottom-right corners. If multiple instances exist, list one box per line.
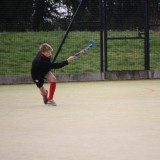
left=0, top=0, right=160, bottom=31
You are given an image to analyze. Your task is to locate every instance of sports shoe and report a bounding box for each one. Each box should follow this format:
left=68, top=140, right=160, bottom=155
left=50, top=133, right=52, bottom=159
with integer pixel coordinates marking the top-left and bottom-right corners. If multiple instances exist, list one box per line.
left=47, top=100, right=57, bottom=106
left=43, top=90, right=48, bottom=104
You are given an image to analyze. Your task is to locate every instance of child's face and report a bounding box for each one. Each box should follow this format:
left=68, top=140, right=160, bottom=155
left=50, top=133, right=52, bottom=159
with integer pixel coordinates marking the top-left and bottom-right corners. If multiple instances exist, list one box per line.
left=42, top=50, right=52, bottom=58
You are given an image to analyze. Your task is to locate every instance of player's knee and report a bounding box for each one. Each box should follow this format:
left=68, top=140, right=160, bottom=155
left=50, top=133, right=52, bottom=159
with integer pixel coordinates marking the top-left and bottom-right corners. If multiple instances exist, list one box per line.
left=50, top=76, right=56, bottom=82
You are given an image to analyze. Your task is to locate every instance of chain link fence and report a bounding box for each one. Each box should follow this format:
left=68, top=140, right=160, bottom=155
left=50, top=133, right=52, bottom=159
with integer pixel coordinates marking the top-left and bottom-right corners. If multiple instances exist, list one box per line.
left=0, top=0, right=159, bottom=77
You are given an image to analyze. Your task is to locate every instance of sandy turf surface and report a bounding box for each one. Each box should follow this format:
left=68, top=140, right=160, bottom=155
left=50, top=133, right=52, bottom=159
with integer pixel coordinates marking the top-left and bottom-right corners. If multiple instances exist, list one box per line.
left=0, top=80, right=160, bottom=160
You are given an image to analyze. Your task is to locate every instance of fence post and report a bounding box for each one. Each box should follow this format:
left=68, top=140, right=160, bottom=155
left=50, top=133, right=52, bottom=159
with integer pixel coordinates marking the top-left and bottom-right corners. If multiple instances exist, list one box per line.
left=52, top=0, right=84, bottom=63
left=144, top=0, right=150, bottom=70
left=100, top=0, right=104, bottom=73
left=103, top=0, right=108, bottom=73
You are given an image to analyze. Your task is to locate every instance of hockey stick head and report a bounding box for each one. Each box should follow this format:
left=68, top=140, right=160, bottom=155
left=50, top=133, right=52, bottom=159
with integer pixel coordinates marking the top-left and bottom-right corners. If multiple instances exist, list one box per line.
left=89, top=40, right=95, bottom=48
left=74, top=40, right=95, bottom=57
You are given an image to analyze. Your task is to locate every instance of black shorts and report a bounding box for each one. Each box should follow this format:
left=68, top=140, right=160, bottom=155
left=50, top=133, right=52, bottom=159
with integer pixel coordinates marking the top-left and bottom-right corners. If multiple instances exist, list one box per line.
left=33, top=78, right=44, bottom=88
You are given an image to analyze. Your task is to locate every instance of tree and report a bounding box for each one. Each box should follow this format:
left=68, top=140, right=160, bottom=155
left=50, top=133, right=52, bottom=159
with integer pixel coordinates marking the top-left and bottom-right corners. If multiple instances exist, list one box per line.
left=150, top=0, right=160, bottom=24
left=0, top=0, right=159, bottom=31
left=32, top=0, right=70, bottom=31
left=0, top=0, right=33, bottom=31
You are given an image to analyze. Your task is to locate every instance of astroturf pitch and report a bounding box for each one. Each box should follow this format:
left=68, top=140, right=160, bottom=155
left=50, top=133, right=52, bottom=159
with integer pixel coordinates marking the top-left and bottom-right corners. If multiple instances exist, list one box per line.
left=0, top=80, right=160, bottom=160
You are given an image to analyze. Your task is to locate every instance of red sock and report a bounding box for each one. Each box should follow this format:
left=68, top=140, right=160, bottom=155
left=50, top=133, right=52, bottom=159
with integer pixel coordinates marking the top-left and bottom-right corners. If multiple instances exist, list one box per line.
left=48, top=82, right=56, bottom=101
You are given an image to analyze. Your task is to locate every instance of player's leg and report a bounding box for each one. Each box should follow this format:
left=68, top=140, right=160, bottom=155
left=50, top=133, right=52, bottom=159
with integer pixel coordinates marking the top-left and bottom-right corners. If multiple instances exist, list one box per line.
left=45, top=72, right=57, bottom=105
left=34, top=78, right=48, bottom=104
left=39, top=86, right=48, bottom=104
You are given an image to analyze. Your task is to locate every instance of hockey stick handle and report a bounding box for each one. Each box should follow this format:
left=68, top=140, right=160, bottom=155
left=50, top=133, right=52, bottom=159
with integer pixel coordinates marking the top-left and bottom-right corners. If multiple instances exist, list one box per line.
left=74, top=40, right=95, bottom=57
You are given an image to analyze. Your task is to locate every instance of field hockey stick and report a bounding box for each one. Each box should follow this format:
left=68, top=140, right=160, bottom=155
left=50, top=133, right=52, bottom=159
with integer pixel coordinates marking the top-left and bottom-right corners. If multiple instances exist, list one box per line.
left=74, top=40, right=95, bottom=57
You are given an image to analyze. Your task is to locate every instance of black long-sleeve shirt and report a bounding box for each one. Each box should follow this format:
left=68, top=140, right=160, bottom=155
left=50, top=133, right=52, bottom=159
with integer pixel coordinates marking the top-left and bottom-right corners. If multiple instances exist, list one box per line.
left=31, top=52, right=68, bottom=80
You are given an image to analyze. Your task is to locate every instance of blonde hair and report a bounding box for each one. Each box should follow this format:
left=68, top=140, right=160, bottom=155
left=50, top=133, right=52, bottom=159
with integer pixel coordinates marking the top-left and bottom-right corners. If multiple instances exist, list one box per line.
left=40, top=43, right=53, bottom=52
